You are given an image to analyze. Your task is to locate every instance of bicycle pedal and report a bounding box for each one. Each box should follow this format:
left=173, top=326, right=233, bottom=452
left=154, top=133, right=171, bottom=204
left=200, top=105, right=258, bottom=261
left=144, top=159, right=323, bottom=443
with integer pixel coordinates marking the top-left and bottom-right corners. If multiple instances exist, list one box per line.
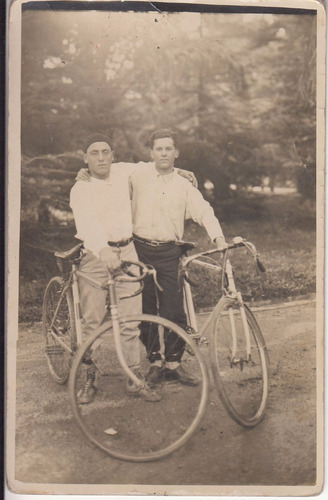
left=45, top=346, right=64, bottom=355
left=185, top=326, right=201, bottom=341
left=57, top=328, right=69, bottom=335
left=185, top=345, right=195, bottom=356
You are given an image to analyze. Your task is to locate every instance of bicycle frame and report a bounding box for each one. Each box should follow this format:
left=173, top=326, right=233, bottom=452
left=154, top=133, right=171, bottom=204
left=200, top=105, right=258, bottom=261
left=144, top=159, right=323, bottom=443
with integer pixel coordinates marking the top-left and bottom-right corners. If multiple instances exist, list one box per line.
left=182, top=249, right=253, bottom=363
left=74, top=269, right=144, bottom=389
left=183, top=277, right=213, bottom=342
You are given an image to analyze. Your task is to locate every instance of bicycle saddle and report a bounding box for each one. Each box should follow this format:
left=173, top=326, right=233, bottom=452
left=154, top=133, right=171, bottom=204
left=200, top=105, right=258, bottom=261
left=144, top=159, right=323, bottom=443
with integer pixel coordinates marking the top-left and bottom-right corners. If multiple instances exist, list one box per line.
left=55, top=242, right=84, bottom=261
left=176, top=241, right=197, bottom=254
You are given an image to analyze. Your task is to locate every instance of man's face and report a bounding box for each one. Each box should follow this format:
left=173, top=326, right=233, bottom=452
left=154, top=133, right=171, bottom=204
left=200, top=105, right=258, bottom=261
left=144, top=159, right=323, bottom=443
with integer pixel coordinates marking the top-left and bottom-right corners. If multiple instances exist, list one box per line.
left=150, top=137, right=179, bottom=174
left=84, top=141, right=113, bottom=179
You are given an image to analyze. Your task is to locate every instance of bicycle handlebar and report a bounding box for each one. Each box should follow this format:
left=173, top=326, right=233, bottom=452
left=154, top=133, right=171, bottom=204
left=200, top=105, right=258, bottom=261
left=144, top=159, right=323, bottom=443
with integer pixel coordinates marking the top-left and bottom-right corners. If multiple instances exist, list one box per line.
left=182, top=237, right=266, bottom=274
left=114, top=260, right=149, bottom=283
left=115, top=260, right=164, bottom=292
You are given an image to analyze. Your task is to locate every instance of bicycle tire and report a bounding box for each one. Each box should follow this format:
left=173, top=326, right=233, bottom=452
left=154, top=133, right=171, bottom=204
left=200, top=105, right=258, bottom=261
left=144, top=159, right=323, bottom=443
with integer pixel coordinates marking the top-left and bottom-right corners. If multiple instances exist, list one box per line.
left=69, top=314, right=209, bottom=462
left=42, top=276, right=76, bottom=384
left=209, top=297, right=269, bottom=427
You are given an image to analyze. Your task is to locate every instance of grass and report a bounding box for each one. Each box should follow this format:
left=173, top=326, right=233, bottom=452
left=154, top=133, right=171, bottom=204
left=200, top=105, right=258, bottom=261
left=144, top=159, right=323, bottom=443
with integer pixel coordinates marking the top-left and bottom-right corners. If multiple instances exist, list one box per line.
left=184, top=192, right=316, bottom=310
left=19, top=192, right=316, bottom=322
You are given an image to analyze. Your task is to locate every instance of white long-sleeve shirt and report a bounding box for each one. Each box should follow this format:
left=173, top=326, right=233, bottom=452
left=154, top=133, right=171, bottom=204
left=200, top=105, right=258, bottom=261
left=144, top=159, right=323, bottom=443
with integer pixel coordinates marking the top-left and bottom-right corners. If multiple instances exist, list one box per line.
left=130, top=165, right=224, bottom=242
left=70, top=163, right=139, bottom=256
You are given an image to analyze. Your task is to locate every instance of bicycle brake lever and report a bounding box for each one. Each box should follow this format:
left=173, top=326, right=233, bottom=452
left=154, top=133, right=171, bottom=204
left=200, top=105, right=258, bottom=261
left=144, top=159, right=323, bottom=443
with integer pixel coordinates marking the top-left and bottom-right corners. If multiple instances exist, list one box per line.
left=243, top=241, right=266, bottom=273
left=256, top=256, right=266, bottom=273
left=148, top=267, right=164, bottom=292
left=120, top=261, right=137, bottom=278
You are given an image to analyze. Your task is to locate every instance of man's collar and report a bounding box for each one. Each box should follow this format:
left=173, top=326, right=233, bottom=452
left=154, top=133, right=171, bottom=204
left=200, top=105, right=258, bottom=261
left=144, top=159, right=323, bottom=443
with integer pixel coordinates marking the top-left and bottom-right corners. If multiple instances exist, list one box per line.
left=90, top=175, right=112, bottom=185
left=153, top=165, right=176, bottom=179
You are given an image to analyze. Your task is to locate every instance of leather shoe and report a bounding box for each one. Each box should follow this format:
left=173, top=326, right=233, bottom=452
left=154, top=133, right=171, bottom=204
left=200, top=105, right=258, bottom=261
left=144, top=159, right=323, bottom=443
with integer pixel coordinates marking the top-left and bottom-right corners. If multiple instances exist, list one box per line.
left=77, top=369, right=97, bottom=404
left=164, top=365, right=199, bottom=386
left=146, top=365, right=163, bottom=385
left=126, top=379, right=162, bottom=402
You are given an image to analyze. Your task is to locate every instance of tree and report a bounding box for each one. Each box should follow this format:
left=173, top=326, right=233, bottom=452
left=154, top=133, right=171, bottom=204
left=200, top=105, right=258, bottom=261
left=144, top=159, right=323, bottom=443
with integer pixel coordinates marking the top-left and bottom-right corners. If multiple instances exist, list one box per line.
left=21, top=9, right=316, bottom=198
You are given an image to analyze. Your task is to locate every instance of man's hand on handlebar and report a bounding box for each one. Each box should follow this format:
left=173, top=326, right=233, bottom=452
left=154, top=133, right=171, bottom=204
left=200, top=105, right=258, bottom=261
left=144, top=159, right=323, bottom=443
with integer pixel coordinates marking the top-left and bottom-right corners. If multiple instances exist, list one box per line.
left=214, top=236, right=228, bottom=249
left=99, top=247, right=122, bottom=274
left=214, top=236, right=228, bottom=259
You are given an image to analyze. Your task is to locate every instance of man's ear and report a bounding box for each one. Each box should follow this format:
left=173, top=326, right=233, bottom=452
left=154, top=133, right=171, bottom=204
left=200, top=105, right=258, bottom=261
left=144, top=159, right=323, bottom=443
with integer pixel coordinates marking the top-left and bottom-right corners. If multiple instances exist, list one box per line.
left=175, top=149, right=180, bottom=159
left=150, top=149, right=155, bottom=161
left=83, top=153, right=88, bottom=165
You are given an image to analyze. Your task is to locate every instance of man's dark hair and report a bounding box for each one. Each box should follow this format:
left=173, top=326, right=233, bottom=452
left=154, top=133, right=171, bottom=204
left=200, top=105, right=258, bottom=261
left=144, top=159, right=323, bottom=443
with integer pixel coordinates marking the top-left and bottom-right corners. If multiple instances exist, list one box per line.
left=149, top=129, right=179, bottom=149
left=83, top=133, right=112, bottom=153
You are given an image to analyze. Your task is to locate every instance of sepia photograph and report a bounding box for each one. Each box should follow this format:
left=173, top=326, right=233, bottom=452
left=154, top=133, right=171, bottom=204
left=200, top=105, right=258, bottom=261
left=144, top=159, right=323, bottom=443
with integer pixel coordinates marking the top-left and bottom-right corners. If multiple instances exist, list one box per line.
left=6, top=0, right=325, bottom=496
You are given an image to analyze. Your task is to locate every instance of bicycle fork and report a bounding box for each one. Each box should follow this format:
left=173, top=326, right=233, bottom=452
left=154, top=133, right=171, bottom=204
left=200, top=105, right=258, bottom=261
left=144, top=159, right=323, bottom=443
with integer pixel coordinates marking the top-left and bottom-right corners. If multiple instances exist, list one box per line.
left=225, top=260, right=252, bottom=369
left=183, top=280, right=210, bottom=345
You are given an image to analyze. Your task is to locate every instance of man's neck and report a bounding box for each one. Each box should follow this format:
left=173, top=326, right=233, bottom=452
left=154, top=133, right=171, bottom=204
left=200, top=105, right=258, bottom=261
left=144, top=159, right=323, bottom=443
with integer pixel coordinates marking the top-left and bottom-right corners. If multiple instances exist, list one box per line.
left=155, top=166, right=174, bottom=176
left=90, top=174, right=110, bottom=181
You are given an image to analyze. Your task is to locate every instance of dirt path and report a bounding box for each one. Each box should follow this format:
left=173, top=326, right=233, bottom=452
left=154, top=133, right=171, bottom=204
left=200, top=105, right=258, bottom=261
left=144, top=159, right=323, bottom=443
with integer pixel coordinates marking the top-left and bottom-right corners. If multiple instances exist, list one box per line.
left=12, top=302, right=318, bottom=492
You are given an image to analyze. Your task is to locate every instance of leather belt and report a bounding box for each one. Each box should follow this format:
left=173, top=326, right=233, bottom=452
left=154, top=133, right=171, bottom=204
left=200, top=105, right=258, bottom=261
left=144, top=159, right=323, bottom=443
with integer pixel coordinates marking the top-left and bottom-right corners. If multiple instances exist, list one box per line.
left=107, top=237, right=133, bottom=248
left=133, top=234, right=175, bottom=247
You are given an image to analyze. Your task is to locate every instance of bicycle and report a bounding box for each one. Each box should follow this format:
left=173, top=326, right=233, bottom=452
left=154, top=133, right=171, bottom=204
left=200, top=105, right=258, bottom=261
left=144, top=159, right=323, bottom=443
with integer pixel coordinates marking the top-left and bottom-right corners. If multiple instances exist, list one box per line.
left=180, top=236, right=269, bottom=428
left=42, top=243, right=84, bottom=384
left=127, top=236, right=269, bottom=430
left=42, top=237, right=269, bottom=462
left=42, top=243, right=209, bottom=462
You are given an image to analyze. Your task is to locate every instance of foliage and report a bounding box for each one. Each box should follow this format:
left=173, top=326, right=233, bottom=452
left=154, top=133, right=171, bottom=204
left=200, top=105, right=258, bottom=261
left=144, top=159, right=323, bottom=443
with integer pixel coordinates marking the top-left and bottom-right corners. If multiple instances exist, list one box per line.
left=18, top=9, right=317, bottom=321
left=21, top=9, right=316, bottom=197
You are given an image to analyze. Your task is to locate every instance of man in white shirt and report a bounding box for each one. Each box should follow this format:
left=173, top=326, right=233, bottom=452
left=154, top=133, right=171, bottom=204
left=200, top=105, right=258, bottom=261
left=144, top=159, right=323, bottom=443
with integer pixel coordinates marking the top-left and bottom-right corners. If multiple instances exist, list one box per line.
left=130, top=129, right=226, bottom=386
left=70, top=133, right=161, bottom=404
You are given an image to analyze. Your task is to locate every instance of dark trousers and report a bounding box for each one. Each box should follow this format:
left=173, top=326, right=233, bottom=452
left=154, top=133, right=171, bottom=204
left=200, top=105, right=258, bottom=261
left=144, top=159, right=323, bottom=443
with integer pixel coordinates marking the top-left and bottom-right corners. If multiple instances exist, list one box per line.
left=134, top=240, right=186, bottom=363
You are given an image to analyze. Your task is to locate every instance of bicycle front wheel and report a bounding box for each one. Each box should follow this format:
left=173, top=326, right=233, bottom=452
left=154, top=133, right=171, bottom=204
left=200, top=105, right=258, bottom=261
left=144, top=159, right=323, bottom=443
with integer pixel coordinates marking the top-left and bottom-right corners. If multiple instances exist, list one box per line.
left=69, top=314, right=209, bottom=462
left=42, top=277, right=76, bottom=384
left=209, top=297, right=269, bottom=427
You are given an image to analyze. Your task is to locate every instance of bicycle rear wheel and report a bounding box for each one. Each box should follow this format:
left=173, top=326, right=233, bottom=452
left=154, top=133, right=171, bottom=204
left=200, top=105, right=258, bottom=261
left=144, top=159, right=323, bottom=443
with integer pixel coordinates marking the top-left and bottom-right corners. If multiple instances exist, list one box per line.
left=209, top=297, right=269, bottom=427
left=69, top=314, right=209, bottom=462
left=42, top=277, right=76, bottom=384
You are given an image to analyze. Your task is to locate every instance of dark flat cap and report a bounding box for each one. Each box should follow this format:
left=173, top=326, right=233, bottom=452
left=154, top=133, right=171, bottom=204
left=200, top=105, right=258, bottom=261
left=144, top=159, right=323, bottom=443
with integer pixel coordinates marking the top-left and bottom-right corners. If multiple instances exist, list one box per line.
left=83, top=133, right=112, bottom=152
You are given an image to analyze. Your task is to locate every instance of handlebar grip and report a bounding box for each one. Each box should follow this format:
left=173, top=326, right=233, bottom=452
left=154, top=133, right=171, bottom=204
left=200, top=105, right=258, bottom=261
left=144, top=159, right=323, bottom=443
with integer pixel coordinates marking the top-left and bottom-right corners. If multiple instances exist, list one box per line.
left=256, top=257, right=266, bottom=273
left=228, top=241, right=245, bottom=250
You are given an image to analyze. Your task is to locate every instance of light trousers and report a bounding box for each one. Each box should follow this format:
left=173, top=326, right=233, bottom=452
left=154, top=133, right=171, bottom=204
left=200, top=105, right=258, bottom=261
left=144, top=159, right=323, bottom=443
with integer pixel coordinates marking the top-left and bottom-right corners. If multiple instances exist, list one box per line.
left=78, top=242, right=142, bottom=370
